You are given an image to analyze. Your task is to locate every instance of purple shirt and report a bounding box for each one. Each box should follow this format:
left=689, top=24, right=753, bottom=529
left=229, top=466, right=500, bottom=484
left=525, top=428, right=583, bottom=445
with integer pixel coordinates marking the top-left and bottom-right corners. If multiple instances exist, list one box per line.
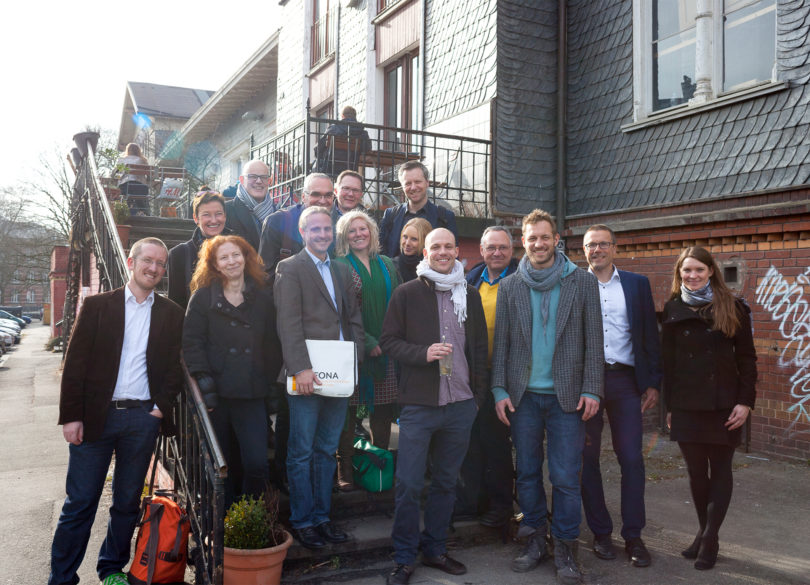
left=436, top=289, right=472, bottom=406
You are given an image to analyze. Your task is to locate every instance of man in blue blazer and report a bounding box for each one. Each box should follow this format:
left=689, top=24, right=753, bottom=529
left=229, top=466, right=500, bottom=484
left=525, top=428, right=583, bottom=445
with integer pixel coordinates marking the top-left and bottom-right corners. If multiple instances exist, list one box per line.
left=581, top=224, right=662, bottom=568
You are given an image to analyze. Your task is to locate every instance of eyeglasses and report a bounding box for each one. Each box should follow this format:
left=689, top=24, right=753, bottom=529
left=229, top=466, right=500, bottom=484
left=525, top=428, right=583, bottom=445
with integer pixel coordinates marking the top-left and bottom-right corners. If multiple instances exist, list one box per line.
left=306, top=191, right=333, bottom=199
left=136, top=258, right=166, bottom=270
left=484, top=245, right=511, bottom=253
left=584, top=242, right=614, bottom=250
left=246, top=174, right=270, bottom=182
left=339, top=187, right=363, bottom=195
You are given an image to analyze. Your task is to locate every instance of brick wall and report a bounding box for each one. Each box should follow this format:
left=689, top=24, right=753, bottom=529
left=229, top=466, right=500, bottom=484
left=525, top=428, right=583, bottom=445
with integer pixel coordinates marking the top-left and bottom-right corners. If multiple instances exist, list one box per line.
left=565, top=200, right=810, bottom=461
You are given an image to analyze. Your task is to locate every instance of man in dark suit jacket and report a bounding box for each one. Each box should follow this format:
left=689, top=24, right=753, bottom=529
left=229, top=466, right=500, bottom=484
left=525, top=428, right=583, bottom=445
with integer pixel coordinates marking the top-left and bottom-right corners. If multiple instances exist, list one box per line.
left=380, top=228, right=488, bottom=585
left=274, top=206, right=364, bottom=550
left=581, top=224, right=662, bottom=568
left=258, top=172, right=334, bottom=278
left=50, top=237, right=184, bottom=585
left=379, top=161, right=458, bottom=258
left=225, top=160, right=276, bottom=251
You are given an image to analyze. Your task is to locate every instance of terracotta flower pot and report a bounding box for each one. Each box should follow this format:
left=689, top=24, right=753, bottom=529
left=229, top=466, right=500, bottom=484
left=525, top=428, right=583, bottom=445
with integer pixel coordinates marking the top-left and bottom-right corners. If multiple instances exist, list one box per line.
left=223, top=530, right=292, bottom=585
left=116, top=224, right=131, bottom=249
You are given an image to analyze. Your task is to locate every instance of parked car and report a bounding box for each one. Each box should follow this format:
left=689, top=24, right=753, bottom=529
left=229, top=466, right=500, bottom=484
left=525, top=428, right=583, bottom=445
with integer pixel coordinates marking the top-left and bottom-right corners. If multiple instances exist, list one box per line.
left=0, top=310, right=25, bottom=328
left=0, top=320, right=21, bottom=344
left=0, top=330, right=11, bottom=352
left=20, top=315, right=32, bottom=324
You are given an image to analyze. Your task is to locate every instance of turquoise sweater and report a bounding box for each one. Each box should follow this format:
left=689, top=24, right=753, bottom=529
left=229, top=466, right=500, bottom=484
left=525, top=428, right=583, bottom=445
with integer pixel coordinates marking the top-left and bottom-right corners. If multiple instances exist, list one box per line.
left=492, top=259, right=599, bottom=404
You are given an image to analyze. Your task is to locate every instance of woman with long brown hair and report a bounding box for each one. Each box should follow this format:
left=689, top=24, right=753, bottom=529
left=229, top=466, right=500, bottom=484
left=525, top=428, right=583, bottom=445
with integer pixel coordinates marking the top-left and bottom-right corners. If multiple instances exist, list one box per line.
left=662, top=246, right=757, bottom=571
left=182, top=235, right=282, bottom=503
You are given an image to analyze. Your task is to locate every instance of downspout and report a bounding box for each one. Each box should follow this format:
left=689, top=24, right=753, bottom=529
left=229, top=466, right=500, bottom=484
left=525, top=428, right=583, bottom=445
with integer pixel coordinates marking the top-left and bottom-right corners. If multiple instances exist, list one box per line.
left=334, top=4, right=341, bottom=114
left=556, top=0, right=567, bottom=232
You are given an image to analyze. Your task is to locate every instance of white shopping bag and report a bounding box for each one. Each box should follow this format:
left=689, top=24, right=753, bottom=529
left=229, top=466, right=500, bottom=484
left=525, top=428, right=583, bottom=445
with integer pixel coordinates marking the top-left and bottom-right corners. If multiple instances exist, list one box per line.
left=286, top=339, right=357, bottom=397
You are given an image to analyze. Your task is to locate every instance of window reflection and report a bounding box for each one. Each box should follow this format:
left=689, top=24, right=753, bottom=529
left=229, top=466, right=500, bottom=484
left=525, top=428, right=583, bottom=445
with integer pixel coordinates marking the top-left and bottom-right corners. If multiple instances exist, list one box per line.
left=653, top=0, right=696, bottom=112
left=723, top=0, right=776, bottom=91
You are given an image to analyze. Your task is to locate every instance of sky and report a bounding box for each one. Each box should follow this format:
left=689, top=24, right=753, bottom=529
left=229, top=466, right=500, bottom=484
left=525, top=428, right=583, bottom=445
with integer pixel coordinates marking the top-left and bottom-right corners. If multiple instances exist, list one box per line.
left=0, top=1, right=278, bottom=189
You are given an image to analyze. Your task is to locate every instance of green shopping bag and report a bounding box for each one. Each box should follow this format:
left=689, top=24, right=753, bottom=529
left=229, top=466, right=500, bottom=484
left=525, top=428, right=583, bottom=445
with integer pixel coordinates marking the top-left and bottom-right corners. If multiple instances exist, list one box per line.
left=352, top=437, right=394, bottom=492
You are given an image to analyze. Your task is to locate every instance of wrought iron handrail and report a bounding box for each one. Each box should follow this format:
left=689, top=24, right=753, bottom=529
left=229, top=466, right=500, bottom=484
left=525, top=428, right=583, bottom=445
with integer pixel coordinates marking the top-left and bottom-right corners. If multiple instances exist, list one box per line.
left=65, top=135, right=228, bottom=584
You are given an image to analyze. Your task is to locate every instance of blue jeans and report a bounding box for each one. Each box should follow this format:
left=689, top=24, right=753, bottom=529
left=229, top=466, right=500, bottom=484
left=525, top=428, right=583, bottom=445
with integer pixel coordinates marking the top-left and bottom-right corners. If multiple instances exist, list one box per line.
left=391, top=399, right=477, bottom=565
left=582, top=369, right=646, bottom=540
left=511, top=392, right=585, bottom=541
left=285, top=393, right=349, bottom=528
left=49, top=405, right=162, bottom=585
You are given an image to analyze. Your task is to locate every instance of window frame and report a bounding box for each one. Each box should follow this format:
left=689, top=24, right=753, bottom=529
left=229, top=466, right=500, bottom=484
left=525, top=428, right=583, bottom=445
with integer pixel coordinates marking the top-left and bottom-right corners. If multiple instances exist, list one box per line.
left=632, top=0, right=777, bottom=123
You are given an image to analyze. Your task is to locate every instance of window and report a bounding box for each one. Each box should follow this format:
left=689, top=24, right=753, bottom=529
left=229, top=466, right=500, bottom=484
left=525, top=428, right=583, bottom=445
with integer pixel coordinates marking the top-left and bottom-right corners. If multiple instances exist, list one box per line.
left=383, top=51, right=420, bottom=150
left=311, top=0, right=336, bottom=68
left=26, top=290, right=35, bottom=303
left=635, top=0, right=776, bottom=119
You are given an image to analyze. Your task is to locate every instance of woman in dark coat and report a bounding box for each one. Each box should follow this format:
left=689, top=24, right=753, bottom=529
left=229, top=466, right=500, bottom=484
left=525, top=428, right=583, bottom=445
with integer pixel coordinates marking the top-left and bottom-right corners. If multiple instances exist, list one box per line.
left=183, top=235, right=282, bottom=501
left=392, top=217, right=432, bottom=283
left=662, top=246, right=757, bottom=571
left=167, top=188, right=230, bottom=309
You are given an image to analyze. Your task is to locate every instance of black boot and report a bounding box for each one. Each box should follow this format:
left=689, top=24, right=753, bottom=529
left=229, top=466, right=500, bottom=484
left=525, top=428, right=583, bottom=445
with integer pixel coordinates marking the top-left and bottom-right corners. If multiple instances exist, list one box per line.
left=694, top=536, right=718, bottom=570
left=681, top=529, right=702, bottom=559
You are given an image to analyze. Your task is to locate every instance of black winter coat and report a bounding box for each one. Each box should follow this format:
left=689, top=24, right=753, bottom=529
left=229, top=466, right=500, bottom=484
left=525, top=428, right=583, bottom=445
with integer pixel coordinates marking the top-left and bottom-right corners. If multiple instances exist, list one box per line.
left=182, top=280, right=282, bottom=400
left=662, top=297, right=757, bottom=412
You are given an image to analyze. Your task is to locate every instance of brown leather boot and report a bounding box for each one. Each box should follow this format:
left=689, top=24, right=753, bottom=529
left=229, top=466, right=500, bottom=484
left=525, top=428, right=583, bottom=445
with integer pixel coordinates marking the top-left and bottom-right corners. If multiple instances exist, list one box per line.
left=336, top=454, right=356, bottom=492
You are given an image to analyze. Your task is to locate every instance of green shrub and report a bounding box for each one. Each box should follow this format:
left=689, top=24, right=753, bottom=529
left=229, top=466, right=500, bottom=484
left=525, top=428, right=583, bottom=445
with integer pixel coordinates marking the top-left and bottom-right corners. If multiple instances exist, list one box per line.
left=224, top=491, right=285, bottom=549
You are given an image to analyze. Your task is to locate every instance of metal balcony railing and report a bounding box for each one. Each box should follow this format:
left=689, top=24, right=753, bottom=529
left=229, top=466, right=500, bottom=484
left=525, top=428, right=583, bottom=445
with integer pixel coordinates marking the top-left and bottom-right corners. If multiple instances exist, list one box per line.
left=250, top=110, right=493, bottom=218
left=65, top=137, right=227, bottom=584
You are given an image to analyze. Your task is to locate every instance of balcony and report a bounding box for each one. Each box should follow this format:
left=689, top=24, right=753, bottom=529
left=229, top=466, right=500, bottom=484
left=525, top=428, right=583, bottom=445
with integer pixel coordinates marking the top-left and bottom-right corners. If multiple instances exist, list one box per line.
left=250, top=112, right=493, bottom=219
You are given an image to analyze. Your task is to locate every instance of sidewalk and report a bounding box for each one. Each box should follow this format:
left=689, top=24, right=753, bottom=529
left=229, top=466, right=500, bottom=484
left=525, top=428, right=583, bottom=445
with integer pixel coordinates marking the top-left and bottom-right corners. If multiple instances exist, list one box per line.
left=2, top=323, right=809, bottom=585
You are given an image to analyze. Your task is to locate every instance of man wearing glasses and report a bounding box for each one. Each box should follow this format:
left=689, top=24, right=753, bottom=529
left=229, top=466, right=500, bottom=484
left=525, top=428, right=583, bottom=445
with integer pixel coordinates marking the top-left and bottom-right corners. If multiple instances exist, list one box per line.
left=581, top=224, right=661, bottom=568
left=332, top=170, right=366, bottom=221
left=259, top=172, right=335, bottom=279
left=455, top=226, right=518, bottom=528
left=50, top=238, right=184, bottom=585
left=225, top=160, right=277, bottom=251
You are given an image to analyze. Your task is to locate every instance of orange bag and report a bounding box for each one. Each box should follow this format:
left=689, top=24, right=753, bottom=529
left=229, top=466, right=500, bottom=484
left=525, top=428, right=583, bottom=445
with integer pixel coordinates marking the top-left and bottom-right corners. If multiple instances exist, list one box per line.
left=128, top=493, right=190, bottom=585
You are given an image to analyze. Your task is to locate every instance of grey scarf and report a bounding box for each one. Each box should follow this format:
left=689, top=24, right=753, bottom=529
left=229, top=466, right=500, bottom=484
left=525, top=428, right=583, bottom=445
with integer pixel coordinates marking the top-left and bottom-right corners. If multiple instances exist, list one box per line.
left=518, top=250, right=567, bottom=330
left=236, top=183, right=276, bottom=225
left=681, top=282, right=713, bottom=306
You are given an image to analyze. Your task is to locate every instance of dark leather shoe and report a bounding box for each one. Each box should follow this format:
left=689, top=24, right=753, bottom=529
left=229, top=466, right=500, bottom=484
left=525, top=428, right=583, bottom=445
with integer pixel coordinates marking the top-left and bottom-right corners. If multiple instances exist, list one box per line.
left=593, top=533, right=616, bottom=560
left=293, top=526, right=325, bottom=549
left=479, top=508, right=512, bottom=528
left=682, top=531, right=702, bottom=559
left=625, top=537, right=651, bottom=567
left=422, top=553, right=467, bottom=575
left=386, top=564, right=414, bottom=585
left=315, top=521, right=349, bottom=543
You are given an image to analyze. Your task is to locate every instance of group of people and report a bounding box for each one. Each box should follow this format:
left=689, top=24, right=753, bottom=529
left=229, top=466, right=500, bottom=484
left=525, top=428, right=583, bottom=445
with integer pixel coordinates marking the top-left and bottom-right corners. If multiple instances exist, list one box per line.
left=49, top=154, right=757, bottom=585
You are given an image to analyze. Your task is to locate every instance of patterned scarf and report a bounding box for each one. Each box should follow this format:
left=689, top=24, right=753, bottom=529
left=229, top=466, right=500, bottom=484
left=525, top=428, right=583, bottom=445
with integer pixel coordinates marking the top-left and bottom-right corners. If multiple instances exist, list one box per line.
left=236, top=182, right=276, bottom=225
left=681, top=282, right=713, bottom=306
left=416, top=258, right=468, bottom=324
left=517, top=250, right=566, bottom=330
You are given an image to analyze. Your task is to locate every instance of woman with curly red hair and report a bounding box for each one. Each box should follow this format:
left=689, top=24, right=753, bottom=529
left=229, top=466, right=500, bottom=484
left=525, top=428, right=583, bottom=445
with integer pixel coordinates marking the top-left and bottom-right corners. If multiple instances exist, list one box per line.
left=182, top=235, right=282, bottom=503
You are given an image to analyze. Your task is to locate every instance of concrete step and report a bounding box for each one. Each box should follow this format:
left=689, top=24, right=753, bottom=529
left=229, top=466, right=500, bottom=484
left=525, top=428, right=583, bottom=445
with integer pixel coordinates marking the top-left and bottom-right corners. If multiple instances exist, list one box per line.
left=281, top=510, right=505, bottom=584
left=126, top=215, right=195, bottom=249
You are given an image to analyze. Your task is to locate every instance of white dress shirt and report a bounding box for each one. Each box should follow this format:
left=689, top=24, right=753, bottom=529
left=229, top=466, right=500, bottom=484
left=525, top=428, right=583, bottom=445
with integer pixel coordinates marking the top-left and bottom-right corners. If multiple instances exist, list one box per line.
left=591, top=266, right=635, bottom=366
left=111, top=285, right=154, bottom=401
left=304, top=248, right=344, bottom=341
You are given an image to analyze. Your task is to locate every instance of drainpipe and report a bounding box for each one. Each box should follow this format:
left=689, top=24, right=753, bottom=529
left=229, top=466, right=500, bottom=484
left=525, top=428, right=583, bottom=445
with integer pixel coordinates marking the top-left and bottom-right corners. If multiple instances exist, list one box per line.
left=334, top=4, right=341, bottom=114
left=556, top=0, right=567, bottom=233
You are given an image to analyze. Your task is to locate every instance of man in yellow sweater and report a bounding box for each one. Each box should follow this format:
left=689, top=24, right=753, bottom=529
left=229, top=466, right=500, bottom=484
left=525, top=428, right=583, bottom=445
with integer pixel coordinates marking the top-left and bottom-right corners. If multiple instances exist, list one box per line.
left=455, top=226, right=519, bottom=527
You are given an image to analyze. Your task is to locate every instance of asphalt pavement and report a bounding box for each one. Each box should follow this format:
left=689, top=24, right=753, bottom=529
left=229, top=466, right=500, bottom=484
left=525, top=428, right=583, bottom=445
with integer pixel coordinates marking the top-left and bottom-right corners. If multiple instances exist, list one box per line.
left=2, top=323, right=809, bottom=585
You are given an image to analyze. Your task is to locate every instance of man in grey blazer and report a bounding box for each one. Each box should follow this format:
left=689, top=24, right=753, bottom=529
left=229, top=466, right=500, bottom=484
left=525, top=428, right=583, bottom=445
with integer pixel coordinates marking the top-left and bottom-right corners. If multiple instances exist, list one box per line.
left=274, top=206, right=364, bottom=549
left=491, top=209, right=604, bottom=585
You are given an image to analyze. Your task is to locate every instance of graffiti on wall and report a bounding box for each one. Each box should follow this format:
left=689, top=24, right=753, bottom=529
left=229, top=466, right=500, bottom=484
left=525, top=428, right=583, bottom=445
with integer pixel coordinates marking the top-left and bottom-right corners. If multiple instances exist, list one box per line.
left=755, top=265, right=810, bottom=436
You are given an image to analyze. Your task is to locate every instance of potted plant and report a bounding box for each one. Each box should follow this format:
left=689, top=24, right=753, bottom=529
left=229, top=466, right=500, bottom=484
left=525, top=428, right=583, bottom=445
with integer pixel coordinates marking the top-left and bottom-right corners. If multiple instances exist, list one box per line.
left=223, top=490, right=292, bottom=585
left=112, top=201, right=131, bottom=247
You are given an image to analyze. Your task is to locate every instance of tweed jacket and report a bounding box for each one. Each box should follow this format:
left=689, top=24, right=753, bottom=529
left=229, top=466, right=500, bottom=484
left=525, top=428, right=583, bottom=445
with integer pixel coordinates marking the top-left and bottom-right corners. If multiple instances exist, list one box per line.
left=491, top=265, right=604, bottom=412
left=58, top=287, right=184, bottom=442
left=274, top=248, right=365, bottom=378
